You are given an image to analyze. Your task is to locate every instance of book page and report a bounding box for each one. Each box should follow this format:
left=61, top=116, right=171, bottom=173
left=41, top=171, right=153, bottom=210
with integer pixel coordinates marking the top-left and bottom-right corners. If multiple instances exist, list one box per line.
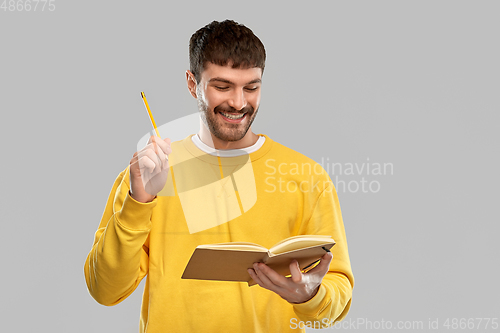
left=269, top=235, right=333, bottom=255
left=197, top=242, right=268, bottom=252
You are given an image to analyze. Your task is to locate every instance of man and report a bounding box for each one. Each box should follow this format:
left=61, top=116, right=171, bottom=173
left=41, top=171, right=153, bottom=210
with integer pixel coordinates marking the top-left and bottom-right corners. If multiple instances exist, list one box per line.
left=84, top=20, right=354, bottom=332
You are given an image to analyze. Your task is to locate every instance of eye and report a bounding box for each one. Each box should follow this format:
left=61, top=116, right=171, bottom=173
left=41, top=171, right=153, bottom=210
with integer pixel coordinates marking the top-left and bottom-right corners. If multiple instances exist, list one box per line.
left=245, top=87, right=259, bottom=91
left=215, top=86, right=229, bottom=91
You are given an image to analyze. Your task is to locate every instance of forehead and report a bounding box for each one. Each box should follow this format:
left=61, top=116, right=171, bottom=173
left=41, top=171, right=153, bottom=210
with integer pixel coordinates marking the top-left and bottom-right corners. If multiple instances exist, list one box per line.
left=201, top=62, right=262, bottom=85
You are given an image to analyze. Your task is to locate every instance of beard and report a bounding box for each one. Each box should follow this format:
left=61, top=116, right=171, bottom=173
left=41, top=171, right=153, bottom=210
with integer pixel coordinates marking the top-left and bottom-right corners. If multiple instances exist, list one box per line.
left=197, top=97, right=259, bottom=142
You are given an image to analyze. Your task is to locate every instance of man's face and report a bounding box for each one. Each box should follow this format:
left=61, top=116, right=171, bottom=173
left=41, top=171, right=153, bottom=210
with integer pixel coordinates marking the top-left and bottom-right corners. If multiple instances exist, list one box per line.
left=194, top=62, right=262, bottom=142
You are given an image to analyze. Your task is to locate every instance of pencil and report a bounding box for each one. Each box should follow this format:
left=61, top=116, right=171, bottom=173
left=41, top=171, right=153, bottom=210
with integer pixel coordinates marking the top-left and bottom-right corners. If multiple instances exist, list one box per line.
left=141, top=92, right=161, bottom=138
left=301, top=248, right=331, bottom=273
left=141, top=91, right=168, bottom=163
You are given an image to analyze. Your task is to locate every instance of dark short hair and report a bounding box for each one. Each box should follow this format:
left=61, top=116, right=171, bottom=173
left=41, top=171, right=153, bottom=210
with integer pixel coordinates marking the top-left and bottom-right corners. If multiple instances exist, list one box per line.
left=189, top=20, right=266, bottom=83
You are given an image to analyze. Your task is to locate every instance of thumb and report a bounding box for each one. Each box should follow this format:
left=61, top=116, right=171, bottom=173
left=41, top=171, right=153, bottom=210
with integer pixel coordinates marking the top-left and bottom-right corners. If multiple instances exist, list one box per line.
left=289, top=260, right=302, bottom=283
left=306, top=252, right=332, bottom=276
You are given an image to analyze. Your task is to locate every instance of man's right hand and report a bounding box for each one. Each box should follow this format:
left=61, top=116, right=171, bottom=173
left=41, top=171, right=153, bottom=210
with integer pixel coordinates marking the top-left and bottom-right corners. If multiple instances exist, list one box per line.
left=129, top=136, right=172, bottom=203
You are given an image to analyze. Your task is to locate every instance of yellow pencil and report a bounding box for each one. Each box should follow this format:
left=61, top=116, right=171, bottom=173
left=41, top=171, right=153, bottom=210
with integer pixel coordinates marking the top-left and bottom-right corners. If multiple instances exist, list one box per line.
left=141, top=92, right=161, bottom=138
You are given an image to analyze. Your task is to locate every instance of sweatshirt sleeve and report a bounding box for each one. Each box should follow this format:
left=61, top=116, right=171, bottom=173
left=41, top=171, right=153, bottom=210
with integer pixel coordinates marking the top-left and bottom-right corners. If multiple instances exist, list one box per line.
left=84, top=166, right=156, bottom=306
left=292, top=180, right=354, bottom=327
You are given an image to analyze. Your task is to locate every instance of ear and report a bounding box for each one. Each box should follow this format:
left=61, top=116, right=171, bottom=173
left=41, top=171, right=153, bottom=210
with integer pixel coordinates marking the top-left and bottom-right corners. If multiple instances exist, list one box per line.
left=186, top=70, right=198, bottom=99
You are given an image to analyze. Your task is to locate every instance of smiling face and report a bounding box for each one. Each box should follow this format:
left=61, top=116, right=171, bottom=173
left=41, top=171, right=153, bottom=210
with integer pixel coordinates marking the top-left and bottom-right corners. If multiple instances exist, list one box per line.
left=187, top=62, right=262, bottom=144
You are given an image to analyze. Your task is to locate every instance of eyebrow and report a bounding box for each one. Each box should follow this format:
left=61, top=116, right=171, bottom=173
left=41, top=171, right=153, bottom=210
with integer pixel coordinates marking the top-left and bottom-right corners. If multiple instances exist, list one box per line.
left=208, top=78, right=262, bottom=85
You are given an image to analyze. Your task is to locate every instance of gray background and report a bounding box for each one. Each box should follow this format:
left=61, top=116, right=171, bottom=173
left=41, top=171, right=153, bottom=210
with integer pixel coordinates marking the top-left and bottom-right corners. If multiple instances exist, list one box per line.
left=1, top=1, right=499, bottom=332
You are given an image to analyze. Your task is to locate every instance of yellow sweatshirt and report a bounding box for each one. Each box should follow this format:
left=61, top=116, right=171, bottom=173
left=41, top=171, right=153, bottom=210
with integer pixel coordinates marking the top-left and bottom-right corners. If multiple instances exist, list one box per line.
left=84, top=134, right=354, bottom=332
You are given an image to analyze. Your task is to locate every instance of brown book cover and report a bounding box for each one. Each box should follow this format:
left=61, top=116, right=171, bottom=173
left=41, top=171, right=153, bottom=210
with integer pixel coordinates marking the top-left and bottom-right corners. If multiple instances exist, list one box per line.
left=181, top=235, right=335, bottom=286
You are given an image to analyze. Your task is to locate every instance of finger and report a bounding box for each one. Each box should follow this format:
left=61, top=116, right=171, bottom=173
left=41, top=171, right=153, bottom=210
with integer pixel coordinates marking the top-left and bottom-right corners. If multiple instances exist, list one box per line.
left=305, top=252, right=333, bottom=276
left=137, top=155, right=156, bottom=173
left=148, top=136, right=172, bottom=156
left=130, top=151, right=139, bottom=165
left=129, top=152, right=168, bottom=172
left=254, top=263, right=287, bottom=289
left=289, top=260, right=303, bottom=283
left=148, top=138, right=162, bottom=163
left=139, top=144, right=167, bottom=170
left=145, top=136, right=161, bottom=164
left=144, top=140, right=169, bottom=165
left=158, top=137, right=172, bottom=155
left=146, top=135, right=156, bottom=144
left=137, top=143, right=165, bottom=160
left=253, top=263, right=278, bottom=290
left=136, top=147, right=165, bottom=173
left=143, top=149, right=164, bottom=170
left=157, top=137, right=171, bottom=162
left=247, top=268, right=263, bottom=286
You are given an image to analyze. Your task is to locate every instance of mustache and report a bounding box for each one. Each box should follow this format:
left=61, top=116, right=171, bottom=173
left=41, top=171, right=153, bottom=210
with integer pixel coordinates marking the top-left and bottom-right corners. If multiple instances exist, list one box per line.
left=214, top=105, right=254, bottom=114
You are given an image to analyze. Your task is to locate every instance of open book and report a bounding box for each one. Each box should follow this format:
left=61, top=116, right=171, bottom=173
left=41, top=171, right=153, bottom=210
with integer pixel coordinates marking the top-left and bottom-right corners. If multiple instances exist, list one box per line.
left=181, top=235, right=335, bottom=286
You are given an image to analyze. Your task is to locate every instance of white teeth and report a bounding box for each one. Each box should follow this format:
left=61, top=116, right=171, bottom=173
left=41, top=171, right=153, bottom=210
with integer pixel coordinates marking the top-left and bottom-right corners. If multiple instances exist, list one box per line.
left=221, top=112, right=245, bottom=120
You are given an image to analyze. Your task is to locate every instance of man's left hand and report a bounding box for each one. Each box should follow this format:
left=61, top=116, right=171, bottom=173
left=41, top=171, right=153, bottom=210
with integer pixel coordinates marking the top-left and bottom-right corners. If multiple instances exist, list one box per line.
left=247, top=252, right=333, bottom=304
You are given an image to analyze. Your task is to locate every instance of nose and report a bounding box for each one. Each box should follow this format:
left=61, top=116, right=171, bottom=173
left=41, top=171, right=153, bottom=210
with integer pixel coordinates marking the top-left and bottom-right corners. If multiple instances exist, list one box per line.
left=228, top=88, right=247, bottom=111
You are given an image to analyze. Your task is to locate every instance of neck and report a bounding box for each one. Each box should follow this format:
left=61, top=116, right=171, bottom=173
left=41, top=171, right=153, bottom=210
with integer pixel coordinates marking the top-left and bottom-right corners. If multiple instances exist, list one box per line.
left=198, top=119, right=259, bottom=150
